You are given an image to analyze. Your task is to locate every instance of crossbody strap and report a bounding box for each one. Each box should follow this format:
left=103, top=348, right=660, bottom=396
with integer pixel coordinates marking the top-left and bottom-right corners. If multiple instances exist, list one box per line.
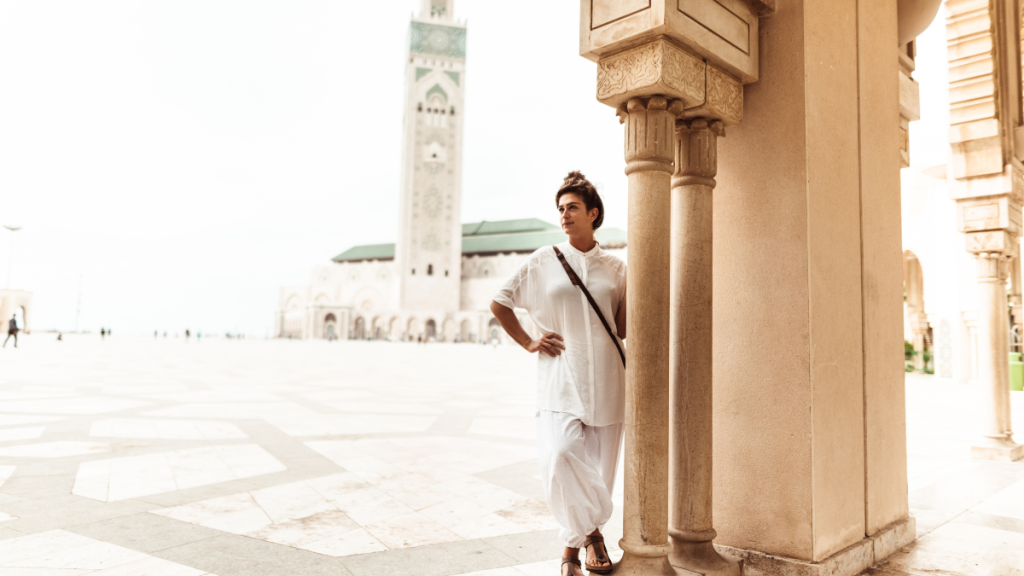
left=552, top=246, right=626, bottom=367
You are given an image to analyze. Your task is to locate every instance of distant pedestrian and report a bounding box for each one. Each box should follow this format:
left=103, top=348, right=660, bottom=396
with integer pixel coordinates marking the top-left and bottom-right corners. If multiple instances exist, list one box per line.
left=100, top=327, right=106, bottom=340
left=163, top=331, right=167, bottom=338
left=56, top=333, right=62, bottom=341
left=3, top=316, right=18, bottom=348
left=107, top=328, right=112, bottom=337
left=197, top=332, right=201, bottom=341
left=185, top=329, right=190, bottom=341
left=154, top=330, right=158, bottom=339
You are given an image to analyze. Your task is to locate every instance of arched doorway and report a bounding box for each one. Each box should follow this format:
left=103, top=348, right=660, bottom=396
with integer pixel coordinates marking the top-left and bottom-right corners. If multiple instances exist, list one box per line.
left=488, top=318, right=501, bottom=344
left=460, top=318, right=472, bottom=342
left=324, top=313, right=337, bottom=341
left=353, top=316, right=365, bottom=340
left=903, top=251, right=931, bottom=372
left=425, top=319, right=437, bottom=341
left=389, top=317, right=401, bottom=340
left=407, top=317, right=420, bottom=340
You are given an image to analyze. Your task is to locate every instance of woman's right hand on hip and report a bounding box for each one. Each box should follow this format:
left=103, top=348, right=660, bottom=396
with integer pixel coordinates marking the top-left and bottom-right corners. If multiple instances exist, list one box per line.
left=526, top=332, right=565, bottom=357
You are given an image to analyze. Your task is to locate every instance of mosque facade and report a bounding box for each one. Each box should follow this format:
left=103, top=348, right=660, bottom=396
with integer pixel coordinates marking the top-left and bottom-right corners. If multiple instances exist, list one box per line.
left=274, top=0, right=625, bottom=343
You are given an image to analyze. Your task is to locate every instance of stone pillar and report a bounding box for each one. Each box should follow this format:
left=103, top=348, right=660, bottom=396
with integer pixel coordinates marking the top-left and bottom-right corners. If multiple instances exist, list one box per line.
left=668, top=119, right=736, bottom=576
left=972, top=253, right=1023, bottom=460
left=945, top=0, right=1024, bottom=462
left=616, top=95, right=681, bottom=576
left=579, top=3, right=760, bottom=575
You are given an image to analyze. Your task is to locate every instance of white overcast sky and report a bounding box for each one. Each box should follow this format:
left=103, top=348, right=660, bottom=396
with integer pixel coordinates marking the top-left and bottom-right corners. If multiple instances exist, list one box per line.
left=0, top=1, right=950, bottom=336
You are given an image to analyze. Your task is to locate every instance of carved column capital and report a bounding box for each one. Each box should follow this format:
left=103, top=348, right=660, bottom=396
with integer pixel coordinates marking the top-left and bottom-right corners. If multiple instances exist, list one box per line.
left=975, top=252, right=1012, bottom=282
left=597, top=39, right=743, bottom=126
left=673, top=118, right=725, bottom=189
left=619, top=97, right=685, bottom=176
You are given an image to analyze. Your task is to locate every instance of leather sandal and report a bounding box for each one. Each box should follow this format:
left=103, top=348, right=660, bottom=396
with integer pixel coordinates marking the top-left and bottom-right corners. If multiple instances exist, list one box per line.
left=561, top=556, right=582, bottom=576
left=583, top=535, right=613, bottom=574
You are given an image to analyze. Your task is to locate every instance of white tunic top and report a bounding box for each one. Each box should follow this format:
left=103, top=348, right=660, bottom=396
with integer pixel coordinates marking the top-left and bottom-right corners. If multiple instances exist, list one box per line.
left=493, top=241, right=626, bottom=427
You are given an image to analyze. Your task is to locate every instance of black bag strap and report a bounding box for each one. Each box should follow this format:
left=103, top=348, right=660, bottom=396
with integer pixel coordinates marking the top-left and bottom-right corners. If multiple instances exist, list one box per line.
left=552, top=245, right=626, bottom=367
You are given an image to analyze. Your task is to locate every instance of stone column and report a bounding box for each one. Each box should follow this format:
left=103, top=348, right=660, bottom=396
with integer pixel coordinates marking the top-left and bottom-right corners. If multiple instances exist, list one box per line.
left=667, top=118, right=737, bottom=576
left=972, top=253, right=1022, bottom=459
left=945, top=0, right=1024, bottom=462
left=616, top=95, right=682, bottom=576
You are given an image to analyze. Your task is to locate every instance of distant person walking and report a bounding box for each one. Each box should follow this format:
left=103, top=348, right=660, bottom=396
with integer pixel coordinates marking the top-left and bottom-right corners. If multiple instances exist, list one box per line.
left=185, top=329, right=190, bottom=341
left=490, top=172, right=626, bottom=576
left=100, top=327, right=106, bottom=340
left=3, top=316, right=19, bottom=348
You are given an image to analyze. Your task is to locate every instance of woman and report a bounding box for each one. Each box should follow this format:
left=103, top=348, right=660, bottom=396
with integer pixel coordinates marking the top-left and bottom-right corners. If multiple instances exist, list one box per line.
left=490, top=171, right=626, bottom=576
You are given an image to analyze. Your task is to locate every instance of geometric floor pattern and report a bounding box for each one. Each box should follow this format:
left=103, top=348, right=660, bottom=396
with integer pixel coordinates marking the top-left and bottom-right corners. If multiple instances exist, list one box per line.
left=0, top=336, right=1020, bottom=576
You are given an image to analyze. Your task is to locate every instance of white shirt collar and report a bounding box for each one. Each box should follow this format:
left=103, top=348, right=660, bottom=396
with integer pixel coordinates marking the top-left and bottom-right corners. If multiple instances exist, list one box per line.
left=561, top=239, right=601, bottom=258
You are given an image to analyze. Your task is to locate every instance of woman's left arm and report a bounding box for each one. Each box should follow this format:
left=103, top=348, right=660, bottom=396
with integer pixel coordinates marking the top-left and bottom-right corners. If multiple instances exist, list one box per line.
left=615, top=284, right=626, bottom=339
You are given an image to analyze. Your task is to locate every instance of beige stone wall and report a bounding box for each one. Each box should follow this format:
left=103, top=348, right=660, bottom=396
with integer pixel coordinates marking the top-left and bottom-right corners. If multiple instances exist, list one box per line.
left=712, top=0, right=906, bottom=562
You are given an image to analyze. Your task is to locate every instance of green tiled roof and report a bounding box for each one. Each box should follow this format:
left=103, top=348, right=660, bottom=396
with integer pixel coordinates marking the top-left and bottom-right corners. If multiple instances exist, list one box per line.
left=331, top=243, right=396, bottom=263
left=332, top=219, right=626, bottom=262
left=462, top=226, right=626, bottom=256
left=461, top=219, right=559, bottom=237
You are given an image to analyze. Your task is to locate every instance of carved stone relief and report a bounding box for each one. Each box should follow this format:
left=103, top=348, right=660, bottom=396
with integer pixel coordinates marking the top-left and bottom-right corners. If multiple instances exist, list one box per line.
left=597, top=38, right=742, bottom=125
left=597, top=40, right=703, bottom=109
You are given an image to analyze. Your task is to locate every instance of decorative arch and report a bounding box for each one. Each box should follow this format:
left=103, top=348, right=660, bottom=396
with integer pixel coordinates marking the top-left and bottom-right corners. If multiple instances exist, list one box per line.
left=442, top=319, right=456, bottom=342
left=425, top=84, right=448, bottom=104
left=903, top=250, right=931, bottom=371
left=424, top=319, right=438, bottom=340
left=351, top=287, right=383, bottom=312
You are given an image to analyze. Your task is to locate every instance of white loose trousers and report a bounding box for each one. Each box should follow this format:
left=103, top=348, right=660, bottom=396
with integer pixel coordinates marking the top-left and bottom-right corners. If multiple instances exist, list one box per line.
left=537, top=410, right=623, bottom=548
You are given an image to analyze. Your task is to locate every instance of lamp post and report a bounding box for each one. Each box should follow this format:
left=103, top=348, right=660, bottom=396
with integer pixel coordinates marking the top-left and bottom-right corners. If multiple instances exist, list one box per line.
left=3, top=225, right=21, bottom=290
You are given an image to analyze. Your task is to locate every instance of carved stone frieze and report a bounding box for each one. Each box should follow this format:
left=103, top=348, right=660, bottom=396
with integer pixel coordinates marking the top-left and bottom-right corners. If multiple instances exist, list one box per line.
left=680, top=65, right=743, bottom=125
left=598, top=40, right=704, bottom=109
left=597, top=38, right=743, bottom=125
left=966, top=231, right=1014, bottom=254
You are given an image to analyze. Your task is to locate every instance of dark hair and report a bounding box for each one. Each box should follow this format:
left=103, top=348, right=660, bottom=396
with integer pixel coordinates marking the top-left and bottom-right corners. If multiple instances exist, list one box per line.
left=555, top=171, right=604, bottom=230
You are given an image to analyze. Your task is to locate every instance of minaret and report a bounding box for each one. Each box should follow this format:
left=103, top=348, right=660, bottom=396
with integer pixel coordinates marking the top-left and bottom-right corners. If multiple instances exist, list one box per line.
left=395, top=0, right=466, bottom=314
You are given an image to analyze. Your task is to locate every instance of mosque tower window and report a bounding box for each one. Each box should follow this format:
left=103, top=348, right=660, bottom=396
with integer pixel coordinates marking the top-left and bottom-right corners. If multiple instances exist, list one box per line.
left=418, top=103, right=423, bottom=112
left=411, top=268, right=416, bottom=275
left=427, top=264, right=434, bottom=276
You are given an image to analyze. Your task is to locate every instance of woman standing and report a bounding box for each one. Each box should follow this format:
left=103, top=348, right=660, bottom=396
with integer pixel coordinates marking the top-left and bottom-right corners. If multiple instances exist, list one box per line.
left=490, top=171, right=626, bottom=576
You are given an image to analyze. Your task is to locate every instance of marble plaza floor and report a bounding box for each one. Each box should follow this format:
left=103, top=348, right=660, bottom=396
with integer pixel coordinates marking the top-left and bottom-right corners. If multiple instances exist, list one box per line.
left=0, top=336, right=1019, bottom=576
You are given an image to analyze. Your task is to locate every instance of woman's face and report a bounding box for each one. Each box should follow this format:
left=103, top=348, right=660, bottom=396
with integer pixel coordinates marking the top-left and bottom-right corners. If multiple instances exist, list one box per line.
left=558, top=193, right=597, bottom=236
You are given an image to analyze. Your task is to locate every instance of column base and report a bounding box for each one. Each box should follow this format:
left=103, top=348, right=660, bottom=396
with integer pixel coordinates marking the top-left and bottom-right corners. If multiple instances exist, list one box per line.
left=614, top=552, right=677, bottom=576
left=714, top=516, right=915, bottom=576
left=669, top=540, right=741, bottom=576
left=972, top=437, right=1024, bottom=461
left=616, top=540, right=676, bottom=576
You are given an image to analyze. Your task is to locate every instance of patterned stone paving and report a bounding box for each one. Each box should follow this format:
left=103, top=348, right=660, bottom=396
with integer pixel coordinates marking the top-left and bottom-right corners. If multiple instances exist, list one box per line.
left=0, top=336, right=1020, bottom=575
